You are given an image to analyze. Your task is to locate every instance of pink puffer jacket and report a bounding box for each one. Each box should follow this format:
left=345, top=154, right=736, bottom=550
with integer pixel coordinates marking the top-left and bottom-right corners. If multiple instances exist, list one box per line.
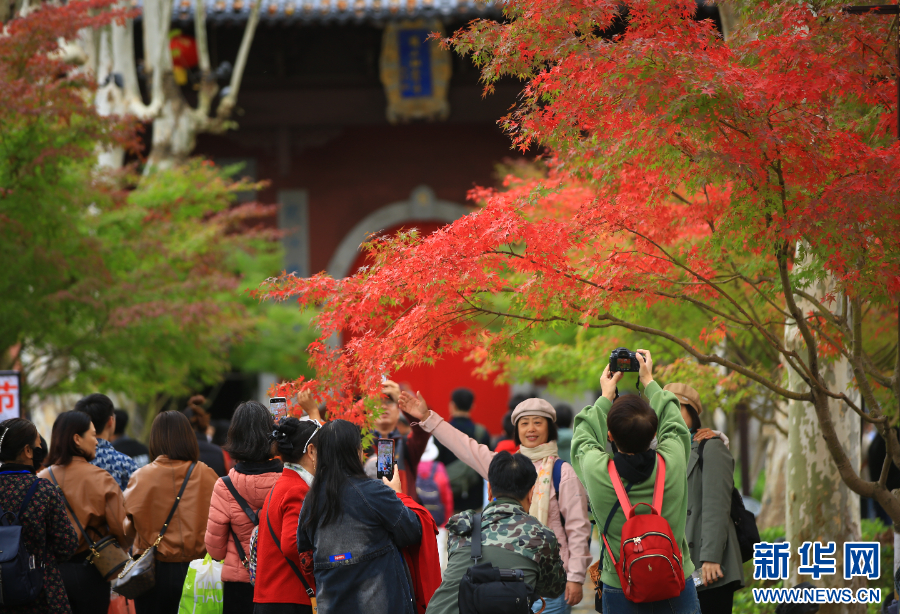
left=205, top=467, right=281, bottom=582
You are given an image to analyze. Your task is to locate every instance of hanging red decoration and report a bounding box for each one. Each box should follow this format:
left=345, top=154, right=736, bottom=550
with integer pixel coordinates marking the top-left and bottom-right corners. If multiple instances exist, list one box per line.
left=169, top=30, right=198, bottom=84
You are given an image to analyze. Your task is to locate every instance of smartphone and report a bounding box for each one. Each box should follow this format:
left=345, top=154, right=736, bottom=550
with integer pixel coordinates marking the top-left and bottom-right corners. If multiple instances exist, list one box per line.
left=269, top=397, right=287, bottom=421
left=376, top=438, right=395, bottom=481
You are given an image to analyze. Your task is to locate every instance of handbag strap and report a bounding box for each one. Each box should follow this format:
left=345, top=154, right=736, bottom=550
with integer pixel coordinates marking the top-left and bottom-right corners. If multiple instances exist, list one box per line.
left=469, top=512, right=482, bottom=562
left=222, top=476, right=259, bottom=525
left=154, top=462, right=196, bottom=545
left=265, top=489, right=315, bottom=601
left=48, top=467, right=95, bottom=548
left=222, top=475, right=258, bottom=566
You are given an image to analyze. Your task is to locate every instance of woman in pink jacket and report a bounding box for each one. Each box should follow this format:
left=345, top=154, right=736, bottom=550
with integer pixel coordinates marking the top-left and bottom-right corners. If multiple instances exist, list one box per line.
left=205, top=401, right=282, bottom=614
left=400, top=393, right=592, bottom=614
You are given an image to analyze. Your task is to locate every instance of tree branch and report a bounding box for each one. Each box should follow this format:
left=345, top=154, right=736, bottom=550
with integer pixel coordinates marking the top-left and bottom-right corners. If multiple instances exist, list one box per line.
left=461, top=303, right=815, bottom=401
left=216, top=0, right=262, bottom=120
left=194, top=0, right=219, bottom=117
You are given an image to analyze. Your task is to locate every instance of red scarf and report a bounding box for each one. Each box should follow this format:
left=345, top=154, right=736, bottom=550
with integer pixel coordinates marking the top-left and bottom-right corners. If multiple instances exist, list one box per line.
left=396, top=492, right=441, bottom=614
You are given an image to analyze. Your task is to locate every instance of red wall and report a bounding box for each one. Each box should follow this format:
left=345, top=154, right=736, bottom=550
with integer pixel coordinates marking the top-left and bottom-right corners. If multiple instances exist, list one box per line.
left=347, top=221, right=510, bottom=435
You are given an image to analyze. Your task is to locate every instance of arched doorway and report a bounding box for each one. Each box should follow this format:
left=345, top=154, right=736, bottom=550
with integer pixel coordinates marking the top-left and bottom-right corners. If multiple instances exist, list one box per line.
left=335, top=186, right=510, bottom=434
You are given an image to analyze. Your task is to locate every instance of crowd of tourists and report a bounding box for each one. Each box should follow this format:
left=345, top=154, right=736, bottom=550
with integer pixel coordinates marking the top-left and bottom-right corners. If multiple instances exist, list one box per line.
left=0, top=349, right=749, bottom=614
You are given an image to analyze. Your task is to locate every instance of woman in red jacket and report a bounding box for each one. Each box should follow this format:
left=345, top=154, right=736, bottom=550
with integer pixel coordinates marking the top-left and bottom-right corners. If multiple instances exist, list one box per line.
left=254, top=412, right=321, bottom=614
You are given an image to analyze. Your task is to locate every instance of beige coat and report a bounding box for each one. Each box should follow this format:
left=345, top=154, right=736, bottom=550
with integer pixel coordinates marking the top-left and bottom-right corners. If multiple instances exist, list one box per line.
left=123, top=456, right=220, bottom=563
left=40, top=456, right=128, bottom=554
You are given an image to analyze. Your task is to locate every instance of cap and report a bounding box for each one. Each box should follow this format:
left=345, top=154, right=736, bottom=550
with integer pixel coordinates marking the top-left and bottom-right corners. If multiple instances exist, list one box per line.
left=510, top=398, right=557, bottom=424
left=663, top=383, right=703, bottom=415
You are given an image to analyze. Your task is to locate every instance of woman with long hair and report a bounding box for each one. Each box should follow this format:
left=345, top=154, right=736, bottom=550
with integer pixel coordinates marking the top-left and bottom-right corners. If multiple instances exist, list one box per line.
left=182, top=395, right=227, bottom=477
left=400, top=392, right=592, bottom=613
left=206, top=401, right=282, bottom=614
left=0, top=418, right=78, bottom=614
left=254, top=397, right=322, bottom=614
left=123, top=411, right=219, bottom=614
left=296, top=419, right=422, bottom=614
left=38, top=411, right=128, bottom=614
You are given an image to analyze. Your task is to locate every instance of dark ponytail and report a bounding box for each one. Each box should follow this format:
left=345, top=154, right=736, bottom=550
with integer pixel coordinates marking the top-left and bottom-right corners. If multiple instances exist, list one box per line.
left=271, top=417, right=320, bottom=464
left=0, top=418, right=38, bottom=463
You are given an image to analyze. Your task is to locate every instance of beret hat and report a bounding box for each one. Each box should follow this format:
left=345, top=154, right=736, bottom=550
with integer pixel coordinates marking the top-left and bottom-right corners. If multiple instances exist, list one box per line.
left=510, top=398, right=557, bottom=424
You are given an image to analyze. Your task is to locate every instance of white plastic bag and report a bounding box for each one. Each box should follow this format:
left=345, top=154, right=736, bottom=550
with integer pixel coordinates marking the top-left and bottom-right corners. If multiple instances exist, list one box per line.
left=178, top=554, right=224, bottom=614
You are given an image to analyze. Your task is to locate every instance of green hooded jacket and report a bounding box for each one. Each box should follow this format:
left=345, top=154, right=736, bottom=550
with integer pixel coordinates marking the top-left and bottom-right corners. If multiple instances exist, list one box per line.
left=571, top=380, right=695, bottom=589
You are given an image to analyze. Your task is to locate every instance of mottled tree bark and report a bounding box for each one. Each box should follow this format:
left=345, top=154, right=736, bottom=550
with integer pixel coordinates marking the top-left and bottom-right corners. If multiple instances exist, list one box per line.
left=784, top=269, right=863, bottom=614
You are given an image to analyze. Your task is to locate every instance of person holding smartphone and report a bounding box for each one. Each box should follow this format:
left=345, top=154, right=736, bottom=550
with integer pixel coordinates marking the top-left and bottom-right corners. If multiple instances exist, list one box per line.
left=297, top=419, right=424, bottom=614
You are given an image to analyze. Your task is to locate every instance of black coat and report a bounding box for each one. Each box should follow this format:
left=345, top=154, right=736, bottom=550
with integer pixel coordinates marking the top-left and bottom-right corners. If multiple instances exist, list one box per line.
left=196, top=433, right=227, bottom=477
left=0, top=467, right=79, bottom=614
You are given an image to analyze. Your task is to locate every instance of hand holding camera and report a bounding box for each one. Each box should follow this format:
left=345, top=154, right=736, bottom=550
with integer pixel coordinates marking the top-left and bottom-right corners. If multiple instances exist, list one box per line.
left=604, top=348, right=654, bottom=398
left=600, top=364, right=624, bottom=401
left=635, top=349, right=653, bottom=387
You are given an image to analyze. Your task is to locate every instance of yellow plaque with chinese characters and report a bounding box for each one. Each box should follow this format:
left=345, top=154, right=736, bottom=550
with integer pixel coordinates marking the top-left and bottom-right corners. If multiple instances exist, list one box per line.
left=379, top=19, right=451, bottom=123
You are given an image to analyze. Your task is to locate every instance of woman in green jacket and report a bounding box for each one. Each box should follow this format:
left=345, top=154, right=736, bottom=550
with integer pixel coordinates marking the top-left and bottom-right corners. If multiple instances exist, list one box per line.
left=664, top=383, right=744, bottom=614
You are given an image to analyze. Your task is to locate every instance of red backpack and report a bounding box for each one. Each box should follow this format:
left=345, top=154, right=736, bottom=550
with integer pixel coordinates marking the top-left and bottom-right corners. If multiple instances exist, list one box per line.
left=601, top=453, right=686, bottom=603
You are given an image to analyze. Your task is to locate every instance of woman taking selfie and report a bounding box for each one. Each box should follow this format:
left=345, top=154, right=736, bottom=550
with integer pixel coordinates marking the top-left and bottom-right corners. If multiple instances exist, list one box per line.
left=0, top=418, right=78, bottom=614
left=39, top=411, right=129, bottom=614
left=206, top=401, right=282, bottom=614
left=400, top=392, right=591, bottom=613
left=254, top=406, right=321, bottom=614
left=123, top=411, right=219, bottom=614
left=296, top=419, right=422, bottom=614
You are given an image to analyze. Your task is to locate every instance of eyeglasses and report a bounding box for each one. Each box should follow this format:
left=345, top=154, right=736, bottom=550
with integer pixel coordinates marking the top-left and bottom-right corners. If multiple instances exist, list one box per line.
left=303, top=419, right=322, bottom=453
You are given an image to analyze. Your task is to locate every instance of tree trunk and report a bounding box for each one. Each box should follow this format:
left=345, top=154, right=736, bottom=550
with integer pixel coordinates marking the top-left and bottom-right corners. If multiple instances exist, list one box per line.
left=146, top=76, right=201, bottom=170
left=757, top=404, right=789, bottom=530
left=785, top=282, right=863, bottom=613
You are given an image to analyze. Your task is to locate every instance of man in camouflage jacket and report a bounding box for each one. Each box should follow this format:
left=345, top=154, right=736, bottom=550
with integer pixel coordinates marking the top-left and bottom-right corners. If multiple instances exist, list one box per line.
left=426, top=451, right=567, bottom=614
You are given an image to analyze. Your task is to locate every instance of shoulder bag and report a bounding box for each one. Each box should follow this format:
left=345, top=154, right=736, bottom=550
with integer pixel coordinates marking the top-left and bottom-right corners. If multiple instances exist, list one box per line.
left=458, top=512, right=545, bottom=614
left=48, top=467, right=131, bottom=581
left=112, top=462, right=197, bottom=599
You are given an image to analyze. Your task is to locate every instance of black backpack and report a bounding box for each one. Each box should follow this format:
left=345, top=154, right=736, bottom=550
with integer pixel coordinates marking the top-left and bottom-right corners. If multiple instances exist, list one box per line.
left=698, top=439, right=761, bottom=562
left=458, top=512, right=543, bottom=614
left=0, top=480, right=43, bottom=606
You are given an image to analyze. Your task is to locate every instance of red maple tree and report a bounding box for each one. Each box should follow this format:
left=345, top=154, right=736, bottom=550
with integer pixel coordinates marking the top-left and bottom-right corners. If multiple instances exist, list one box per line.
left=259, top=1, right=900, bottom=516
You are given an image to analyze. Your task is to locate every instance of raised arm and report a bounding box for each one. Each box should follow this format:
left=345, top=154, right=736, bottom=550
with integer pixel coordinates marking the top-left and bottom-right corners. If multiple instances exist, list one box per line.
left=399, top=391, right=495, bottom=479
left=295, top=390, right=322, bottom=422
left=571, top=364, right=621, bottom=483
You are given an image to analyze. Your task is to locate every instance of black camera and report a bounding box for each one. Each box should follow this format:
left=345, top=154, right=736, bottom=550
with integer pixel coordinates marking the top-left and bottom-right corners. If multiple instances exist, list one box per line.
left=609, top=347, right=640, bottom=373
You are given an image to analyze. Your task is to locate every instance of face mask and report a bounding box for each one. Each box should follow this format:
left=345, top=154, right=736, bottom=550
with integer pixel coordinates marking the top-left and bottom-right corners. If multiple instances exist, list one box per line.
left=32, top=446, right=47, bottom=469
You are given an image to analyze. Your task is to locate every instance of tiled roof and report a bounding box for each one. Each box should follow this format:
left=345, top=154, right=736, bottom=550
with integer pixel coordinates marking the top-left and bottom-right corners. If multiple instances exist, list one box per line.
left=159, top=0, right=499, bottom=23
